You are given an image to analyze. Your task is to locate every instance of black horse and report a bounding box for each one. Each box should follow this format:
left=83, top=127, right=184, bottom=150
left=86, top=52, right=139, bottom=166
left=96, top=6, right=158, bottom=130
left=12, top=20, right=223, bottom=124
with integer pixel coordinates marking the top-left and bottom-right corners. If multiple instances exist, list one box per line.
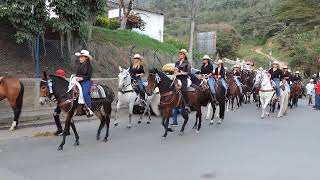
left=40, top=72, right=114, bottom=150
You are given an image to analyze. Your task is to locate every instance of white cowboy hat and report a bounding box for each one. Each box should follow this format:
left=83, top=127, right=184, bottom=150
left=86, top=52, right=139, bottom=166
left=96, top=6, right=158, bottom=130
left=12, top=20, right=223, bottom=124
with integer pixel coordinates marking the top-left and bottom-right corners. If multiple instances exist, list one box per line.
left=233, top=64, right=240, bottom=68
left=283, top=65, right=288, bottom=69
left=310, top=79, right=314, bottom=82
left=216, top=59, right=223, bottom=64
left=272, top=61, right=279, bottom=65
left=258, top=67, right=264, bottom=71
left=132, top=54, right=143, bottom=60
left=179, top=49, right=188, bottom=56
left=295, top=71, right=300, bottom=74
left=202, top=55, right=211, bottom=60
left=75, top=50, right=92, bottom=61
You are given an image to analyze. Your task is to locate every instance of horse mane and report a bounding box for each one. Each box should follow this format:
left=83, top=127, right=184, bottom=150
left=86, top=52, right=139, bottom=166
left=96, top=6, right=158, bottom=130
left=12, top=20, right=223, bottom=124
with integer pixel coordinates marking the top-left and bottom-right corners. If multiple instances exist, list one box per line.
left=152, top=69, right=174, bottom=91
left=48, top=75, right=71, bottom=100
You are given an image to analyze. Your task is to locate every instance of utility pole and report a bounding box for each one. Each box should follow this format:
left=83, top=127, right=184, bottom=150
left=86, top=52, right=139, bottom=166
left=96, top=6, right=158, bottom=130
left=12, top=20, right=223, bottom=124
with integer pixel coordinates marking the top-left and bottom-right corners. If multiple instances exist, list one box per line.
left=188, top=0, right=197, bottom=68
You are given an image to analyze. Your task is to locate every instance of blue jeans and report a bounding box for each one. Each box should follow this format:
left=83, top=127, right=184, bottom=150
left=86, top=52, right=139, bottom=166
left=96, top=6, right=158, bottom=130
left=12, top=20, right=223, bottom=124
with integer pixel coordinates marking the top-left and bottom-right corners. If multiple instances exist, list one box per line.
left=274, top=78, right=280, bottom=97
left=315, top=95, right=320, bottom=109
left=80, top=80, right=92, bottom=109
left=208, top=76, right=216, bottom=95
left=134, top=77, right=145, bottom=99
left=218, top=78, right=228, bottom=95
left=172, top=108, right=181, bottom=124
left=235, top=78, right=243, bottom=94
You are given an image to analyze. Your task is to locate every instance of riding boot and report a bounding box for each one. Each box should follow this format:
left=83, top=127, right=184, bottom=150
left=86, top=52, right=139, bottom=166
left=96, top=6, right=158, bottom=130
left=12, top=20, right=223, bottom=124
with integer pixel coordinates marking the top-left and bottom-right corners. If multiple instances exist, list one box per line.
left=53, top=115, right=63, bottom=136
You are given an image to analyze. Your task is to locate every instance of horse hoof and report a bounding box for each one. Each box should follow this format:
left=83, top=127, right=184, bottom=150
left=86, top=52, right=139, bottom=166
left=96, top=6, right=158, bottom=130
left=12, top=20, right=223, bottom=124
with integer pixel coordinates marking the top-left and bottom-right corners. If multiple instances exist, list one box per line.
left=126, top=125, right=131, bottom=129
left=74, top=141, right=80, bottom=146
left=57, top=146, right=63, bottom=151
left=210, top=120, right=214, bottom=125
left=192, top=126, right=197, bottom=129
left=137, top=121, right=142, bottom=124
left=103, top=138, right=108, bottom=142
left=161, top=135, right=167, bottom=140
left=179, top=132, right=184, bottom=136
left=114, top=123, right=119, bottom=127
left=217, top=120, right=222, bottom=125
left=167, top=128, right=174, bottom=132
left=146, top=121, right=151, bottom=124
left=260, top=116, right=264, bottom=119
left=96, top=136, right=100, bottom=141
left=196, top=130, right=199, bottom=134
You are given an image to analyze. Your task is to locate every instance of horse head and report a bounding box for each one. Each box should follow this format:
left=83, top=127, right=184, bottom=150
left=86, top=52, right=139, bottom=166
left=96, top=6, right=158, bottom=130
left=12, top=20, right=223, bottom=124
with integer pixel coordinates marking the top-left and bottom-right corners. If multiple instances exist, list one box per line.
left=39, top=71, right=50, bottom=105
left=118, top=66, right=131, bottom=90
left=146, top=68, right=159, bottom=96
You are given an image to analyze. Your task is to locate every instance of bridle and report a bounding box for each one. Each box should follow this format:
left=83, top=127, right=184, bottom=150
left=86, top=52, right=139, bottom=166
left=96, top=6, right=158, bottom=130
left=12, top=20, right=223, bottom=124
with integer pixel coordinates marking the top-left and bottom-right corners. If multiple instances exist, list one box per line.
left=119, top=71, right=134, bottom=94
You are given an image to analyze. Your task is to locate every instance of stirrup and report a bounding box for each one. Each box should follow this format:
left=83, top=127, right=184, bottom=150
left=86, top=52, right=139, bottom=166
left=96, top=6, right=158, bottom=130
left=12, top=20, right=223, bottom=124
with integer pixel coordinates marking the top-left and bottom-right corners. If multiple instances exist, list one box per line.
left=86, top=108, right=94, bottom=118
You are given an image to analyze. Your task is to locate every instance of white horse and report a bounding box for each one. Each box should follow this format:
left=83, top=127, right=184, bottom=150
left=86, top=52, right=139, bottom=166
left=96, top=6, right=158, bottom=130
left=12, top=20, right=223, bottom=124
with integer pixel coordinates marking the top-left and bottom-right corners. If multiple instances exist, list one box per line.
left=254, top=72, right=275, bottom=118
left=114, top=66, right=160, bottom=128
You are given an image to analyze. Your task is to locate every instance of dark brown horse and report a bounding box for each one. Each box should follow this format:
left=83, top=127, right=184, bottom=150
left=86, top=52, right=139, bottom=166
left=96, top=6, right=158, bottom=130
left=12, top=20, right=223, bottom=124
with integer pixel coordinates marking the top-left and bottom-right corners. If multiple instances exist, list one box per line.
left=241, top=70, right=256, bottom=104
left=226, top=72, right=241, bottom=110
left=39, top=72, right=114, bottom=150
left=0, top=76, right=24, bottom=131
left=146, top=69, right=207, bottom=138
left=289, top=82, right=302, bottom=108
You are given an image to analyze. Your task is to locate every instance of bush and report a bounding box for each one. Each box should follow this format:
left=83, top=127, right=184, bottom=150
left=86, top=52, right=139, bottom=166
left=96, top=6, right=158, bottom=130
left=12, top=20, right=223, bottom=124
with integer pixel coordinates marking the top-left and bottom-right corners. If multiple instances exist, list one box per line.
left=95, top=16, right=120, bottom=30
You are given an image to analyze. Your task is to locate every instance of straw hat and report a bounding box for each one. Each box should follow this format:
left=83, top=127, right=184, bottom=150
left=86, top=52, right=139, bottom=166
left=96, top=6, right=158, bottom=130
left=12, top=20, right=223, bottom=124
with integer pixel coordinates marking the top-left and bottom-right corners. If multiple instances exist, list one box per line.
left=272, top=61, right=279, bottom=65
left=179, top=49, right=188, bottom=56
left=233, top=64, right=240, bottom=68
left=216, top=59, right=223, bottom=64
left=258, top=67, right=264, bottom=71
left=295, top=71, right=300, bottom=74
left=75, top=50, right=92, bottom=61
left=132, top=54, right=143, bottom=60
left=202, top=55, right=211, bottom=60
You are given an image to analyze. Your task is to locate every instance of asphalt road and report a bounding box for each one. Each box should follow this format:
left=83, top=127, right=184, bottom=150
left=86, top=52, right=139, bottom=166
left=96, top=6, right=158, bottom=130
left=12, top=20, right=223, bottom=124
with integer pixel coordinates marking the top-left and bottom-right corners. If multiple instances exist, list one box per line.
left=0, top=99, right=319, bottom=180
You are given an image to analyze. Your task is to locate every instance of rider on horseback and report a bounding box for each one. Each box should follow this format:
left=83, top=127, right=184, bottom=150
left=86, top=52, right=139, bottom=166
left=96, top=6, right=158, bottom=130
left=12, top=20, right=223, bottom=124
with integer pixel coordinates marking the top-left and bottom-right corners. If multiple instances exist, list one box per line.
left=174, top=49, right=191, bottom=112
left=53, top=69, right=66, bottom=136
left=200, top=55, right=216, bottom=100
left=129, top=54, right=145, bottom=102
left=232, top=64, right=243, bottom=95
left=268, top=61, right=283, bottom=99
left=214, top=59, right=228, bottom=96
left=74, top=50, right=94, bottom=117
left=291, top=71, right=304, bottom=95
left=282, top=66, right=291, bottom=85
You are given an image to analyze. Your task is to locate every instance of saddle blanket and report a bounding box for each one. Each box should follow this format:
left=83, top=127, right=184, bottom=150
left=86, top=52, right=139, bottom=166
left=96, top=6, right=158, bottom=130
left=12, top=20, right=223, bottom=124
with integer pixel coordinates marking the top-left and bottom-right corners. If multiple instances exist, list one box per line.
left=91, top=84, right=106, bottom=99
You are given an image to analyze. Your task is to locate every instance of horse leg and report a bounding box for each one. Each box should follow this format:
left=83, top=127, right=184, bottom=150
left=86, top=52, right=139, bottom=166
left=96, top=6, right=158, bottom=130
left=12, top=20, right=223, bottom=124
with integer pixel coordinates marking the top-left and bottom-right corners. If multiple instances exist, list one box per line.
left=127, top=102, right=134, bottom=128
left=58, top=114, right=73, bottom=150
left=9, top=107, right=21, bottom=131
left=179, top=109, right=189, bottom=135
left=95, top=110, right=104, bottom=140
left=114, top=100, right=121, bottom=127
left=70, top=120, right=79, bottom=146
left=192, top=116, right=198, bottom=129
left=103, top=103, right=112, bottom=142
left=162, top=117, right=171, bottom=138
left=210, top=103, right=216, bottom=125
left=197, top=109, right=202, bottom=133
left=236, top=96, right=240, bottom=108
left=231, top=96, right=234, bottom=110
left=218, top=100, right=226, bottom=124
left=206, top=103, right=212, bottom=121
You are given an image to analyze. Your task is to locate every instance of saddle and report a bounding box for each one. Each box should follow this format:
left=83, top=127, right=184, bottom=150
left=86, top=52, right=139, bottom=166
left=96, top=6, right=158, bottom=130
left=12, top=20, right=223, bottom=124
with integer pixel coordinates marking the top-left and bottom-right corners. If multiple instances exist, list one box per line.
left=176, top=78, right=195, bottom=91
left=72, top=83, right=107, bottom=99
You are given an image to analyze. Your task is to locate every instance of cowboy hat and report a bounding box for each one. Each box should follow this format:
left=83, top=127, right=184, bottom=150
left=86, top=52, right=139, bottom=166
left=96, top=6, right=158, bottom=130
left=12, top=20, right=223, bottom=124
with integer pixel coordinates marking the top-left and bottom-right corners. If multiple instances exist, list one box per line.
left=258, top=67, right=264, bottom=71
left=202, top=55, right=211, bottom=60
left=283, top=65, right=288, bottom=69
left=233, top=64, right=240, bottom=68
left=310, top=79, right=314, bottom=82
left=295, top=71, right=300, bottom=74
left=75, top=50, right=92, bottom=61
left=132, top=54, right=143, bottom=60
left=272, top=61, right=279, bottom=65
left=216, top=59, right=223, bottom=64
left=179, top=49, right=188, bottom=56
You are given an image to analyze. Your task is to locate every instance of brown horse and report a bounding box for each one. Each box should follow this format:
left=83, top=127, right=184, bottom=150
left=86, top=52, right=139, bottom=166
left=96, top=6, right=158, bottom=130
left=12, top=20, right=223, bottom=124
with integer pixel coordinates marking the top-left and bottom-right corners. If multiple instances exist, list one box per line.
left=290, top=82, right=302, bottom=108
left=241, top=70, right=256, bottom=104
left=0, top=76, right=24, bottom=131
left=226, top=72, right=241, bottom=110
left=39, top=72, right=114, bottom=150
left=146, top=69, right=206, bottom=138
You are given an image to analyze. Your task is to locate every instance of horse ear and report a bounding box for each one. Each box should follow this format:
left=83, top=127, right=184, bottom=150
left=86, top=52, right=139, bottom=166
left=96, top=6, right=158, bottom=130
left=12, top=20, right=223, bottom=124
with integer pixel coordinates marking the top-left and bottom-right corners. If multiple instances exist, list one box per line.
left=43, top=71, right=48, bottom=80
left=119, top=66, right=123, bottom=72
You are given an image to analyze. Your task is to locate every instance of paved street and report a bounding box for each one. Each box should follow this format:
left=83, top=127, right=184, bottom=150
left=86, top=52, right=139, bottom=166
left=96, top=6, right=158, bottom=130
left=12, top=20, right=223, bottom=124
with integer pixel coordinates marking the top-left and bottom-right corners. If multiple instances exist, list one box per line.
left=0, top=100, right=319, bottom=180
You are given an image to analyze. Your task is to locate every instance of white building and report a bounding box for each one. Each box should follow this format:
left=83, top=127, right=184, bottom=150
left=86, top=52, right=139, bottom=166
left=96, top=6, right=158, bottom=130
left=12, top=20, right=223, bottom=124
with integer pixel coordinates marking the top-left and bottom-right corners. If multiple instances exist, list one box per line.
left=108, top=8, right=164, bottom=42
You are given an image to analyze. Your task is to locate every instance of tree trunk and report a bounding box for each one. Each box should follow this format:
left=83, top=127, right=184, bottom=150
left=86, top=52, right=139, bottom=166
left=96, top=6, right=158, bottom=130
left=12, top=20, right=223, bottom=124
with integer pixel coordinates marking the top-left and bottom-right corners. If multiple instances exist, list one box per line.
left=120, top=16, right=128, bottom=30
left=188, top=0, right=197, bottom=68
left=41, top=33, right=47, bottom=58
left=67, top=31, right=74, bottom=67
left=60, top=32, right=64, bottom=58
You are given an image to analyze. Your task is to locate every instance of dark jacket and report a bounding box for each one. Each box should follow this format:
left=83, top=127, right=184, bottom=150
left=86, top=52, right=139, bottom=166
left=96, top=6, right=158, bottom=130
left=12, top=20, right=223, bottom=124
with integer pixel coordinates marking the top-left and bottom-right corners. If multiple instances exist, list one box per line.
left=201, top=63, right=213, bottom=75
left=76, top=61, right=92, bottom=81
left=175, top=60, right=191, bottom=76
left=214, top=66, right=226, bottom=78
left=129, top=65, right=145, bottom=78
left=268, top=68, right=282, bottom=80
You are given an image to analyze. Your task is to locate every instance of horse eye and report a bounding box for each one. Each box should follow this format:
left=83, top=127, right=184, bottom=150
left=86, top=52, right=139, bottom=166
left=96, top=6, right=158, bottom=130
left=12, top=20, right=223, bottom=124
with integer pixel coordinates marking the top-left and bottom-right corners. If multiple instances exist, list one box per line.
left=41, top=87, right=46, bottom=90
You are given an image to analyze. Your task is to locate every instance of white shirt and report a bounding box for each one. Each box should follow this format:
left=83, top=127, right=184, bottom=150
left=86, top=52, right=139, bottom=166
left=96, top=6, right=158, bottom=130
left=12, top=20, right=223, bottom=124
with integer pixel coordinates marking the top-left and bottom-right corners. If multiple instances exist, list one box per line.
left=306, top=83, right=315, bottom=95
left=281, top=81, right=291, bottom=93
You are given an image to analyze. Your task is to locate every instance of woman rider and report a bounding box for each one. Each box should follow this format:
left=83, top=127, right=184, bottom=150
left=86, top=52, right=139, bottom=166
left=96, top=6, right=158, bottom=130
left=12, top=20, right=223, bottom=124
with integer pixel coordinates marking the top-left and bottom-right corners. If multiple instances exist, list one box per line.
left=232, top=64, right=243, bottom=94
left=129, top=54, right=145, bottom=102
left=74, top=50, right=93, bottom=117
left=200, top=55, right=216, bottom=100
left=214, top=59, right=228, bottom=95
left=268, top=61, right=282, bottom=99
left=174, top=49, right=191, bottom=112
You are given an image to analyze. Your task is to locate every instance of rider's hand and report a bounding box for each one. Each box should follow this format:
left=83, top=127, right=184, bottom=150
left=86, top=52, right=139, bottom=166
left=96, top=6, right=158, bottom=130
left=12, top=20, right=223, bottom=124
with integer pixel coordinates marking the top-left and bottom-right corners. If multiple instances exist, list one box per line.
left=75, top=77, right=83, bottom=81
